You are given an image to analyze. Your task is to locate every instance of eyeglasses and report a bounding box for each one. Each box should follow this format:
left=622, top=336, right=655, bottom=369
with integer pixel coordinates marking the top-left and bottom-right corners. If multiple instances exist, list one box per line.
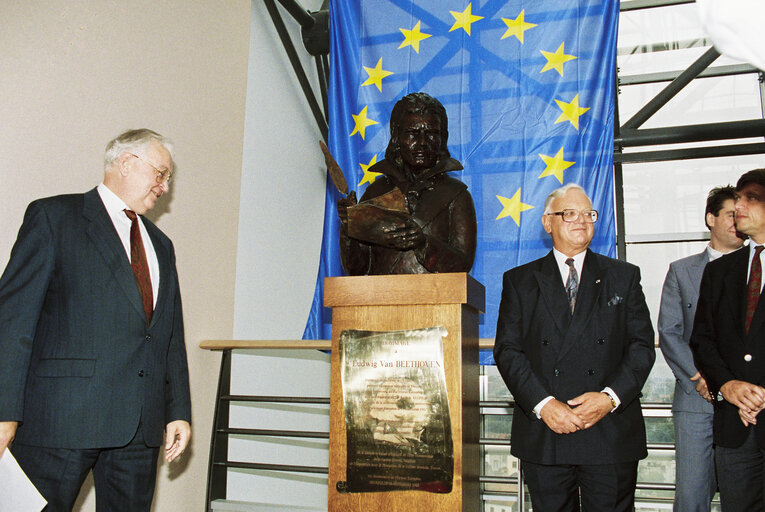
left=547, top=209, right=599, bottom=223
left=128, top=153, right=173, bottom=184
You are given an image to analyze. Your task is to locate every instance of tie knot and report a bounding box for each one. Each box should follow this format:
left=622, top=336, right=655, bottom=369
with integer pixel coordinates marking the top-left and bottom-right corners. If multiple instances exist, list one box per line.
left=756, top=246, right=764, bottom=256
left=124, top=209, right=137, bottom=221
left=566, top=258, right=575, bottom=268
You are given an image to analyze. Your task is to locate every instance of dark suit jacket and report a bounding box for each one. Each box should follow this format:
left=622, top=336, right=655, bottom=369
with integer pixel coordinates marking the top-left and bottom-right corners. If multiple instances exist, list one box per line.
left=0, top=188, right=191, bottom=449
left=691, top=246, right=765, bottom=449
left=494, top=250, right=655, bottom=465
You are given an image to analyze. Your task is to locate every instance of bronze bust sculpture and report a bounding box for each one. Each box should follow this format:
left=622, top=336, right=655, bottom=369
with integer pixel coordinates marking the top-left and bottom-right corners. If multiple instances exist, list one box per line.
left=338, top=92, right=477, bottom=275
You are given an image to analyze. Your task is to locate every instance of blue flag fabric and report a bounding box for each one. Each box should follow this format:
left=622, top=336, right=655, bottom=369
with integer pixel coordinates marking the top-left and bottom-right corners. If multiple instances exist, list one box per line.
left=303, top=0, right=617, bottom=365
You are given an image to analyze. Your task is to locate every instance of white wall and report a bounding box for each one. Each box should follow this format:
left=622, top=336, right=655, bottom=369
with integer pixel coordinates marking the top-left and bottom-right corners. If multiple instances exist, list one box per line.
left=234, top=0, right=327, bottom=340
left=0, top=2, right=251, bottom=510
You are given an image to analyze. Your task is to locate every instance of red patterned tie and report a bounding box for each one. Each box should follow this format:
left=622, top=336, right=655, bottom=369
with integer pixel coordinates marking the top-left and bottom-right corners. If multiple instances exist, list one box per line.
left=745, top=245, right=764, bottom=334
left=124, top=210, right=153, bottom=324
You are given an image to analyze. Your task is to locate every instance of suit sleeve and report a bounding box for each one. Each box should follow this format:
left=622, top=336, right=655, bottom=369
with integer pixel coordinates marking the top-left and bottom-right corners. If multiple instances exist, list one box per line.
left=604, top=266, right=656, bottom=407
left=163, top=244, right=192, bottom=425
left=658, top=263, right=698, bottom=395
left=690, top=265, right=736, bottom=394
left=493, top=271, right=551, bottom=417
left=0, top=201, right=56, bottom=422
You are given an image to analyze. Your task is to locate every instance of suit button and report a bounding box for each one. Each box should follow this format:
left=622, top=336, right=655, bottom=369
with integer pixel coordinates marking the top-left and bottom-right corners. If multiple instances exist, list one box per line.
left=554, top=369, right=560, bottom=376
left=745, top=354, right=753, bottom=362
left=145, top=334, right=152, bottom=342
left=597, top=338, right=606, bottom=345
left=542, top=339, right=549, bottom=346
left=686, top=303, right=692, bottom=309
left=587, top=369, right=595, bottom=376
left=138, top=370, right=145, bottom=377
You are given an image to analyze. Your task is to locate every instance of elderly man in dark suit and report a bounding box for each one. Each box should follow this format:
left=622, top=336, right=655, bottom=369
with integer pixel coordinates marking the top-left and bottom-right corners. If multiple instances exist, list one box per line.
left=691, top=168, right=765, bottom=512
left=0, top=129, right=191, bottom=512
left=658, top=185, right=744, bottom=512
left=494, top=183, right=655, bottom=512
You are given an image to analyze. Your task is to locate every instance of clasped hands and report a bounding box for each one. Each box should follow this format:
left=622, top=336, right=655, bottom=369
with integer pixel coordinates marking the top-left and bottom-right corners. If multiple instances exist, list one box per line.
left=719, top=379, right=765, bottom=426
left=539, top=392, right=612, bottom=435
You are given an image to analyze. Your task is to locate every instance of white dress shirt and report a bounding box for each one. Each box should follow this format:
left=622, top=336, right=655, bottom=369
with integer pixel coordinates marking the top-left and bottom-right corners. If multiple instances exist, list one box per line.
left=97, top=183, right=160, bottom=306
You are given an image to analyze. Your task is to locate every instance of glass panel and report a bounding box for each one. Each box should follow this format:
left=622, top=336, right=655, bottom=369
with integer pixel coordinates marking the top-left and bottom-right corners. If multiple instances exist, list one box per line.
left=626, top=241, right=708, bottom=326
left=483, top=444, right=517, bottom=478
left=483, top=498, right=531, bottom=512
left=621, top=155, right=760, bottom=237
left=618, top=75, right=763, bottom=128
left=645, top=417, right=674, bottom=444
left=642, top=348, right=675, bottom=406
left=619, top=3, right=706, bottom=52
left=484, top=364, right=513, bottom=401
left=637, top=448, right=675, bottom=501
left=483, top=412, right=512, bottom=439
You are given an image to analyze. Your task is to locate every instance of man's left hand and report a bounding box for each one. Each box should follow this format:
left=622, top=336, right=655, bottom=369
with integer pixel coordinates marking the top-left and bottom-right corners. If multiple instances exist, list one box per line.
left=567, top=392, right=612, bottom=429
left=164, top=420, right=191, bottom=463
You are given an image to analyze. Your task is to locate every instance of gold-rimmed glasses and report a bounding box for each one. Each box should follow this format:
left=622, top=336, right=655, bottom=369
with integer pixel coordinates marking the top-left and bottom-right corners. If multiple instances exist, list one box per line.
left=128, top=152, right=173, bottom=184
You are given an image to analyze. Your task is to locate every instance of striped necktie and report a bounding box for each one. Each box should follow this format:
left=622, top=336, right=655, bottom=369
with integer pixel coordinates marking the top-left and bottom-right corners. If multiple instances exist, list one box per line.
left=124, top=209, right=153, bottom=324
left=565, top=258, right=578, bottom=314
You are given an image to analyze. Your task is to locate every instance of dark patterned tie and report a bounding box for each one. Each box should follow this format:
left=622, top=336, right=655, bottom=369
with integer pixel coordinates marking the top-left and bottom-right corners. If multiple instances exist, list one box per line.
left=565, top=258, right=578, bottom=314
left=124, top=210, right=153, bottom=324
left=745, top=245, right=764, bottom=334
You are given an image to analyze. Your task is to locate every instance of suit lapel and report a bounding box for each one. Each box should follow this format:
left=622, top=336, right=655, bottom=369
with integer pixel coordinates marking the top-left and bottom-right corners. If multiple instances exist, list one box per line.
left=82, top=188, right=147, bottom=322
left=145, top=225, right=170, bottom=328
left=684, top=250, right=709, bottom=293
left=533, top=252, right=571, bottom=337
left=721, top=248, right=749, bottom=339
left=557, top=249, right=604, bottom=361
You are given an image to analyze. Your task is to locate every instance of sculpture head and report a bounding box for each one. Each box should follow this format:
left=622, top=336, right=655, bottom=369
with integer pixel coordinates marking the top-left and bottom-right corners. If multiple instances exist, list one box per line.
left=385, top=92, right=450, bottom=176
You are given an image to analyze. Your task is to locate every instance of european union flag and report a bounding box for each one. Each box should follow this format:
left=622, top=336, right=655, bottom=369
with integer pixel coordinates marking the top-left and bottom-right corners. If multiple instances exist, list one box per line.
left=304, top=0, right=617, bottom=365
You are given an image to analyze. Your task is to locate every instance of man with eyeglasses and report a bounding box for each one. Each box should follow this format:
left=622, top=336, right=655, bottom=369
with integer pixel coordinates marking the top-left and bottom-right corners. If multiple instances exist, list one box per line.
left=494, top=183, right=655, bottom=511
left=658, top=185, right=744, bottom=512
left=691, top=169, right=765, bottom=511
left=0, top=129, right=191, bottom=511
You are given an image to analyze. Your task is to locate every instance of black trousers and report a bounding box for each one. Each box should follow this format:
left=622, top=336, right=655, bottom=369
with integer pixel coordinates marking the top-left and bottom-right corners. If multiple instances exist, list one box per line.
left=12, top=424, right=159, bottom=512
left=523, top=460, right=639, bottom=512
left=716, top=428, right=765, bottom=512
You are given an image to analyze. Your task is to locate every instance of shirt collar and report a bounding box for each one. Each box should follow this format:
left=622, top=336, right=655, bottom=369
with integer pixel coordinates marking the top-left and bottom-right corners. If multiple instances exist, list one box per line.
left=97, top=182, right=129, bottom=216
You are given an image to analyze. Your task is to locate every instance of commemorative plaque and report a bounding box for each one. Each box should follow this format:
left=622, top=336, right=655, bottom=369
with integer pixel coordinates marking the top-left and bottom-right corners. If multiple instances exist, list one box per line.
left=338, top=326, right=453, bottom=493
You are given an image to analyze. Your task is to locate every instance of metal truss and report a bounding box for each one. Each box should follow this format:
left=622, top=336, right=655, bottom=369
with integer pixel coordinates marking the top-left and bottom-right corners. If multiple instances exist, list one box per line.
left=263, top=0, right=330, bottom=141
left=613, top=3, right=765, bottom=259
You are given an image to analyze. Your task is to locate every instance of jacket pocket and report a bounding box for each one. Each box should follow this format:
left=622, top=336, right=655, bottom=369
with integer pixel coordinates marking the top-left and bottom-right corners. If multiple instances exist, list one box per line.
left=34, top=358, right=96, bottom=377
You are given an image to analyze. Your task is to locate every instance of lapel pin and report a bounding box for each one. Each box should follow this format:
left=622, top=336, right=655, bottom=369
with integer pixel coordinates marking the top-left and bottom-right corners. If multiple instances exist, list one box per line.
left=595, top=279, right=601, bottom=284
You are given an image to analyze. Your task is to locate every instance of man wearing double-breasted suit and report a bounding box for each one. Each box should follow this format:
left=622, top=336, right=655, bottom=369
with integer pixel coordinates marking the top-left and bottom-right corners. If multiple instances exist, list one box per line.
left=658, top=185, right=744, bottom=512
left=0, top=129, right=191, bottom=511
left=691, top=169, right=765, bottom=512
left=494, top=183, right=655, bottom=512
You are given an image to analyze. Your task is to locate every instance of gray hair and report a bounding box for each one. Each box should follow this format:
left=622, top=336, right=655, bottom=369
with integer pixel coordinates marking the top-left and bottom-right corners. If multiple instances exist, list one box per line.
left=104, top=129, right=174, bottom=170
left=543, top=183, right=590, bottom=214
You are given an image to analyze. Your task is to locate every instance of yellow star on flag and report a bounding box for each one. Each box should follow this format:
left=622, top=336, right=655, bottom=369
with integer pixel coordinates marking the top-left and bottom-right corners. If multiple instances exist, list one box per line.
left=449, top=3, right=484, bottom=36
left=501, top=9, right=537, bottom=43
left=554, top=94, right=590, bottom=130
left=399, top=20, right=432, bottom=53
left=540, top=42, right=577, bottom=76
left=349, top=105, right=379, bottom=140
left=358, top=155, right=381, bottom=186
left=538, top=147, right=575, bottom=183
left=496, top=188, right=534, bottom=226
left=361, top=58, right=394, bottom=92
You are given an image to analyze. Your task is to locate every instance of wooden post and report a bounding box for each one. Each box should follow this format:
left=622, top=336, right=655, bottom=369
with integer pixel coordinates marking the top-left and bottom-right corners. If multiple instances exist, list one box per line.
left=324, top=273, right=484, bottom=512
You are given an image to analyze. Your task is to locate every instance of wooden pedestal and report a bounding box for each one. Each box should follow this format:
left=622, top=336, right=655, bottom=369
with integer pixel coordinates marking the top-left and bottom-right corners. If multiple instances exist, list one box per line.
left=324, top=273, right=484, bottom=512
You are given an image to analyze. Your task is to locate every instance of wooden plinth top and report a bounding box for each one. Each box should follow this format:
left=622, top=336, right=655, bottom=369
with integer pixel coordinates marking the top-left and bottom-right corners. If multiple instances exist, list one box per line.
left=324, top=272, right=485, bottom=312
left=199, top=339, right=496, bottom=350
